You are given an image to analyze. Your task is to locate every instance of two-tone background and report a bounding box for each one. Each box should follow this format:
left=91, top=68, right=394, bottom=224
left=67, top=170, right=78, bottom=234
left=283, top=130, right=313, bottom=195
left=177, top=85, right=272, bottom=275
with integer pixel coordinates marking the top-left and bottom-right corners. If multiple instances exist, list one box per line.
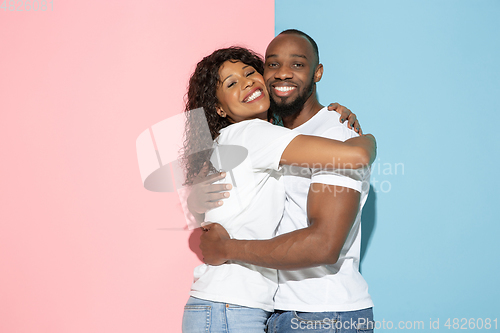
left=1, top=1, right=499, bottom=332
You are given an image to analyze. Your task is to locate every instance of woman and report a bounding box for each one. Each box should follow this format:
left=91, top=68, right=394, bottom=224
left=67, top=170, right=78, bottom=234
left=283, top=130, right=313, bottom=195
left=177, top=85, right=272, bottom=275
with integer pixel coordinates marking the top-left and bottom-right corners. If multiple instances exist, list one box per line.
left=181, top=47, right=376, bottom=332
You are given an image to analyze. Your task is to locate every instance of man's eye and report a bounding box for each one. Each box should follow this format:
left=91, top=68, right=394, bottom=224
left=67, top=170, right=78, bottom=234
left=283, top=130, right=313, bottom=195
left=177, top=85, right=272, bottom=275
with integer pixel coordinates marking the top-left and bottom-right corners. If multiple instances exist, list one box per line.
left=293, top=63, right=304, bottom=68
left=267, top=63, right=278, bottom=68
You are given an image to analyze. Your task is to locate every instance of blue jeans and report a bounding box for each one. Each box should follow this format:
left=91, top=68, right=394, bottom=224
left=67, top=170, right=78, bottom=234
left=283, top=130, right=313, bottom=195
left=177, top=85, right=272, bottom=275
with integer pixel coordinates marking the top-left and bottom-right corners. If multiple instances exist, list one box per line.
left=266, top=308, right=374, bottom=333
left=182, top=297, right=271, bottom=333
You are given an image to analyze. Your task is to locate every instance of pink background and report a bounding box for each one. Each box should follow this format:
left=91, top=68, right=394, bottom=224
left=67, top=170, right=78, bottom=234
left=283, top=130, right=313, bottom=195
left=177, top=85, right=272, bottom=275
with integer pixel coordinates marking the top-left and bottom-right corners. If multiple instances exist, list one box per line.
left=0, top=1, right=274, bottom=332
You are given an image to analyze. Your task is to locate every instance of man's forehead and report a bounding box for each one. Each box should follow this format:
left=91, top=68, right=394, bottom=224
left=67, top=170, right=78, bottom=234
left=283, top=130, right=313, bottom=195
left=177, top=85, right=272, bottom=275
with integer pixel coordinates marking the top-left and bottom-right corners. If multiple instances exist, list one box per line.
left=265, top=34, right=313, bottom=59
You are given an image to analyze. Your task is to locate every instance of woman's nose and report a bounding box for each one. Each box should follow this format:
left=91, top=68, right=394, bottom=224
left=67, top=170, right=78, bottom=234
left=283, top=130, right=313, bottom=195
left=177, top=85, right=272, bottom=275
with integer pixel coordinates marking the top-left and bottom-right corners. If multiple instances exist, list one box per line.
left=242, top=77, right=254, bottom=90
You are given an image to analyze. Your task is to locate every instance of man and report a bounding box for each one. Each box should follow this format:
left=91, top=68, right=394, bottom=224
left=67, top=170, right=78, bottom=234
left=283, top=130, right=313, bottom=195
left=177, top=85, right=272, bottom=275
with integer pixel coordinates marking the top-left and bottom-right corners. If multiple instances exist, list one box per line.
left=191, top=29, right=374, bottom=332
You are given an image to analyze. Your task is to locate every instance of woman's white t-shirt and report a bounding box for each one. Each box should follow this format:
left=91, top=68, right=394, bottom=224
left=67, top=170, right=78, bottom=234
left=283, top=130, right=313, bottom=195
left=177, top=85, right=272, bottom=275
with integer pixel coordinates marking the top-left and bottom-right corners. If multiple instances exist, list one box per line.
left=189, top=119, right=299, bottom=311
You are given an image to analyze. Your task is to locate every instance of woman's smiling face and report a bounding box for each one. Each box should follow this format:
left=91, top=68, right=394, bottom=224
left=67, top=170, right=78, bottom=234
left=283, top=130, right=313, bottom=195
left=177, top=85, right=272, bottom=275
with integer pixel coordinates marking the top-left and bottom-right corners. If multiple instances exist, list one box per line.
left=216, top=60, right=270, bottom=123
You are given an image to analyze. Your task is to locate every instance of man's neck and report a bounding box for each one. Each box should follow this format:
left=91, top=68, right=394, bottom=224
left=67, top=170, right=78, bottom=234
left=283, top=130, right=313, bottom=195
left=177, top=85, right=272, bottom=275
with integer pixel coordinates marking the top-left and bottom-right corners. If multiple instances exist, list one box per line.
left=282, top=95, right=323, bottom=129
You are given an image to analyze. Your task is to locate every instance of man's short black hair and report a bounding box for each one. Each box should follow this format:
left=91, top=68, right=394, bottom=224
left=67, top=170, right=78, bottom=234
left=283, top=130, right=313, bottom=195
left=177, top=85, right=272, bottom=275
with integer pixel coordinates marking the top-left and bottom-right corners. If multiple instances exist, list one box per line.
left=279, top=29, right=319, bottom=64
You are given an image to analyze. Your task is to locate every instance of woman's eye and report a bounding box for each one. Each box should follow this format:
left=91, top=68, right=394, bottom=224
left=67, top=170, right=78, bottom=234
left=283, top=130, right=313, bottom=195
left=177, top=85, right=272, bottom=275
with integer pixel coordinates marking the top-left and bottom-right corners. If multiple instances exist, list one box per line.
left=246, top=70, right=255, bottom=77
left=227, top=82, right=236, bottom=88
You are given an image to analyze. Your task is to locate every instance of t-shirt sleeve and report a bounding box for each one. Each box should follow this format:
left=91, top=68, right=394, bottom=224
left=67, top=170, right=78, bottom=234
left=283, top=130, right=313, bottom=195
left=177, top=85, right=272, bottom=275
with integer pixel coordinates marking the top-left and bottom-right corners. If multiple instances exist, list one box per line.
left=310, top=126, right=367, bottom=192
left=311, top=167, right=369, bottom=192
left=242, top=120, right=300, bottom=171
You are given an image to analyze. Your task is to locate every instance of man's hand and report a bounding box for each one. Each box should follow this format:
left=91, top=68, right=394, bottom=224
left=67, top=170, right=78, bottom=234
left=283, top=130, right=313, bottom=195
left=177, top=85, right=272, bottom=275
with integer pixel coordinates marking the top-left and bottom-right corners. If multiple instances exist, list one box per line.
left=187, top=163, right=232, bottom=215
left=200, top=222, right=230, bottom=266
left=327, top=102, right=362, bottom=134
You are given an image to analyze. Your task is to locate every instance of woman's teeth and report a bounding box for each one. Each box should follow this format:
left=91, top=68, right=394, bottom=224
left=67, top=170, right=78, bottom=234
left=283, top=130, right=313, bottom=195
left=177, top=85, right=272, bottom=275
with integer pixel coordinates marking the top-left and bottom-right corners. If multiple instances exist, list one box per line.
left=245, top=89, right=262, bottom=102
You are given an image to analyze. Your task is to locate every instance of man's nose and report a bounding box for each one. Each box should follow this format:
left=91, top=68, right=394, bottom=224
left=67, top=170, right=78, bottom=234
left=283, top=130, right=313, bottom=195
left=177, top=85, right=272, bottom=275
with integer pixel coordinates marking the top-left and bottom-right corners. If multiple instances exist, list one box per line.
left=275, top=66, right=292, bottom=79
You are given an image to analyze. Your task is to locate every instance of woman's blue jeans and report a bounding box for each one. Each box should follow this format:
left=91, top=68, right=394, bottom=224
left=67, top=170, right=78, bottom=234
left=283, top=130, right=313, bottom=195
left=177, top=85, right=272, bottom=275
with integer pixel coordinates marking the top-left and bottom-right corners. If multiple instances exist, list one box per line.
left=182, top=297, right=271, bottom=333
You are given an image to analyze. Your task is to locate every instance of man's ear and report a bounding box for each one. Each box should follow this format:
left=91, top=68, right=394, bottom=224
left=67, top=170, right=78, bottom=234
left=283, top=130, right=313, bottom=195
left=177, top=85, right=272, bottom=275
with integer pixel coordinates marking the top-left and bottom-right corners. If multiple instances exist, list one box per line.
left=216, top=106, right=226, bottom=118
left=314, top=63, right=324, bottom=83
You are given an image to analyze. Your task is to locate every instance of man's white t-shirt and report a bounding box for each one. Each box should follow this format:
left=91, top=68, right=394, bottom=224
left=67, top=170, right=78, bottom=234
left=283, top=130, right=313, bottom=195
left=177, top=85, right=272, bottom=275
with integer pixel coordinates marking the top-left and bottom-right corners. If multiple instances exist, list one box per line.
left=274, top=106, right=374, bottom=312
left=189, top=119, right=299, bottom=312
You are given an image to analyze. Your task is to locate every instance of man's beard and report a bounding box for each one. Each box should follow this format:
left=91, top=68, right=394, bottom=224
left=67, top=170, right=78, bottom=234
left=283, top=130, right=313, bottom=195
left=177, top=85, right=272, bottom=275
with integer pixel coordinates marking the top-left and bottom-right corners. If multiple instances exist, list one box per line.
left=269, top=79, right=314, bottom=120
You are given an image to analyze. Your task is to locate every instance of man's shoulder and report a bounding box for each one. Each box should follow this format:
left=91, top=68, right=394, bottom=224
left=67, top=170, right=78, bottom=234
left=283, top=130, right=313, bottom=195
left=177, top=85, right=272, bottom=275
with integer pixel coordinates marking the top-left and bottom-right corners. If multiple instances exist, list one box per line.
left=299, top=107, right=357, bottom=141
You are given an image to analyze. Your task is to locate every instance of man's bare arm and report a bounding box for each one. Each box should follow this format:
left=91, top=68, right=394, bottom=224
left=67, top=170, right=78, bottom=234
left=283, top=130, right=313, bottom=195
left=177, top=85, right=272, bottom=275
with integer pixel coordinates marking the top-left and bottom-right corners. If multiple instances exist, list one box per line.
left=200, top=184, right=360, bottom=270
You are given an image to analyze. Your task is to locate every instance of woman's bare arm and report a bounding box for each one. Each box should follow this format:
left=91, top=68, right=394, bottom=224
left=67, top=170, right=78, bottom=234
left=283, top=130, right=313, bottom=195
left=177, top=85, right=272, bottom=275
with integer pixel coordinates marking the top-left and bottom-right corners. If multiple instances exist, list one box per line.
left=280, top=134, right=376, bottom=169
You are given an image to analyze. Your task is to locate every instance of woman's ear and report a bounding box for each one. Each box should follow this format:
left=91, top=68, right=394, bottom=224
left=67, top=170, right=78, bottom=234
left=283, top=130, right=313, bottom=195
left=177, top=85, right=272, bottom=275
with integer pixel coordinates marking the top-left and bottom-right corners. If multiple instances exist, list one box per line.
left=216, top=107, right=226, bottom=118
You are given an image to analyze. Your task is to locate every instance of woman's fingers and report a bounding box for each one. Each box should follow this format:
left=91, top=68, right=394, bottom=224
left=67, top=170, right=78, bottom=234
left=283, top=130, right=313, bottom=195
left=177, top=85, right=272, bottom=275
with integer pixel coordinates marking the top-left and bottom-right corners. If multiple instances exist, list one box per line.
left=206, top=191, right=230, bottom=202
left=347, top=112, right=357, bottom=129
left=205, top=183, right=232, bottom=193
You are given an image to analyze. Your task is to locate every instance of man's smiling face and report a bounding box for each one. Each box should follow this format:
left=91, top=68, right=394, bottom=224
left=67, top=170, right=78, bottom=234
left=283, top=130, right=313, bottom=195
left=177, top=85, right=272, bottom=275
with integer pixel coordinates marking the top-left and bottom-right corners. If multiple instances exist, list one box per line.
left=264, top=33, right=321, bottom=118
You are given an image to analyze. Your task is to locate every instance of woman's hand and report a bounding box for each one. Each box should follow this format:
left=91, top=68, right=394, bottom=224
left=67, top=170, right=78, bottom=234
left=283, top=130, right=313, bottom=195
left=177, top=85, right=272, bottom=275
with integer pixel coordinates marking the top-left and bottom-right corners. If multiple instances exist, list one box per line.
left=187, top=163, right=232, bottom=215
left=327, top=102, right=362, bottom=134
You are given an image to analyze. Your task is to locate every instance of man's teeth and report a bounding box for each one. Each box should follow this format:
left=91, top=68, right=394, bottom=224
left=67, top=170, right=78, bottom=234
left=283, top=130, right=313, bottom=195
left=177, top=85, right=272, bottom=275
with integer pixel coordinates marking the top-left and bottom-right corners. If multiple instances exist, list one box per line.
left=245, top=89, right=262, bottom=102
left=274, top=86, right=295, bottom=92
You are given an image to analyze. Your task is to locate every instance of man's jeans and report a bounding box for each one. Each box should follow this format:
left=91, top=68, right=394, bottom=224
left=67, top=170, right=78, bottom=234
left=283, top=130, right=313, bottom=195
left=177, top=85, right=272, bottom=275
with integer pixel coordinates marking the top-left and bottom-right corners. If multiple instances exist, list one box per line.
left=266, top=308, right=374, bottom=333
left=182, top=297, right=271, bottom=333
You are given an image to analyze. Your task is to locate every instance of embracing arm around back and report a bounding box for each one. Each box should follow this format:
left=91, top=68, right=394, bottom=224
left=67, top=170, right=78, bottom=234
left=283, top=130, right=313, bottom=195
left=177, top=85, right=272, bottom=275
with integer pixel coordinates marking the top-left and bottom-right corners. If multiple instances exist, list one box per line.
left=280, top=134, right=376, bottom=169
left=200, top=183, right=361, bottom=269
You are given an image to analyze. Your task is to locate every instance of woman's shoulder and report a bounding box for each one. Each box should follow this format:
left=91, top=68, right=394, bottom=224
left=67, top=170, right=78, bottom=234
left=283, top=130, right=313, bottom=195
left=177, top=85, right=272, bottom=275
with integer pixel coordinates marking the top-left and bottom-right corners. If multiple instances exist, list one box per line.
left=224, top=118, right=270, bottom=128
left=217, top=119, right=291, bottom=145
left=220, top=118, right=276, bottom=135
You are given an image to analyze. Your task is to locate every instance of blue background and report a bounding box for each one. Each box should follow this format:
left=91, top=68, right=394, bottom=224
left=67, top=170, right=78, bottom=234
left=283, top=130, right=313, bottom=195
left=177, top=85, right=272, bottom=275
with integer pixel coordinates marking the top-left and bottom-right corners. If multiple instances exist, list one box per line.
left=276, top=0, right=500, bottom=330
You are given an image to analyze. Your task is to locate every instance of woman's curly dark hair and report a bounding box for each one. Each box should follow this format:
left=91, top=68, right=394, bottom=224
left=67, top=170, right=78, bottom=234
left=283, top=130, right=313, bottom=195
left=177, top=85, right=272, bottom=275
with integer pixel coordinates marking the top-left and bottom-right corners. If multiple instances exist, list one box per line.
left=181, top=47, right=265, bottom=185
